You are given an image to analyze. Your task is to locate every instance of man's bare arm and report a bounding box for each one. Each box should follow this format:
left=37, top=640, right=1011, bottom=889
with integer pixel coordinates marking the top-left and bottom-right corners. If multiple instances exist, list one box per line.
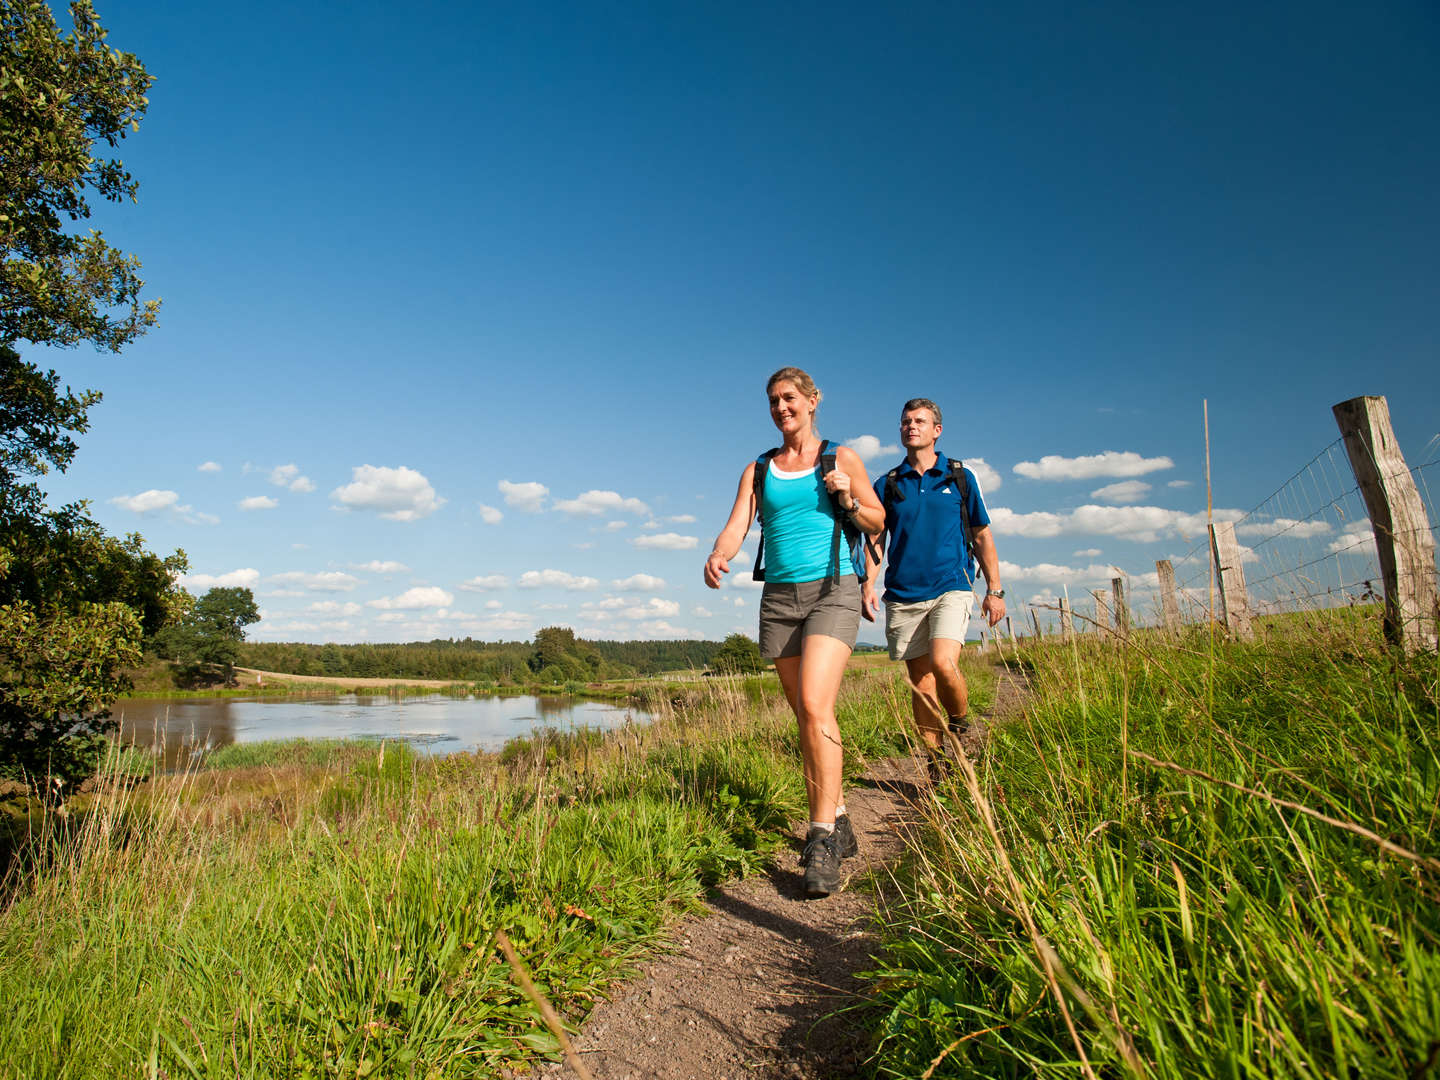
left=971, top=525, right=1006, bottom=626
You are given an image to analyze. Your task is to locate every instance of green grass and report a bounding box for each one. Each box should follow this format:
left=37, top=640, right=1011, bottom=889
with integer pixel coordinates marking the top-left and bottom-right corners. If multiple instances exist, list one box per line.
left=864, top=621, right=1440, bottom=1078
left=0, top=665, right=910, bottom=1078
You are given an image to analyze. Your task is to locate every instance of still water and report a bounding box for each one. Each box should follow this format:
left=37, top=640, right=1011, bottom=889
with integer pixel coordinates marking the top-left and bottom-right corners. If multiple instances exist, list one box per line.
left=116, top=693, right=647, bottom=767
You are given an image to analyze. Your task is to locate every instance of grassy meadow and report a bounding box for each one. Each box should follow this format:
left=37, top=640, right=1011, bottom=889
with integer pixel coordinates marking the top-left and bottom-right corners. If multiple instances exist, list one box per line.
left=865, top=611, right=1440, bottom=1079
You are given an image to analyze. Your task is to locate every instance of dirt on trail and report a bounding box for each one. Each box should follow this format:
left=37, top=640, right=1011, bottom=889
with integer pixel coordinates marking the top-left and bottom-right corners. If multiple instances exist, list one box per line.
left=525, top=666, right=1032, bottom=1080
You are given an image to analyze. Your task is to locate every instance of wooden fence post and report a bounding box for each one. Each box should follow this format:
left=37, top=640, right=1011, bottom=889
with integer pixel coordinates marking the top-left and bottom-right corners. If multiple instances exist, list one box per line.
left=1333, top=396, right=1439, bottom=654
left=1092, top=590, right=1111, bottom=635
left=1030, top=606, right=1043, bottom=640
left=1156, top=559, right=1181, bottom=632
left=1209, top=520, right=1255, bottom=641
left=1059, top=596, right=1074, bottom=642
left=1111, top=577, right=1130, bottom=635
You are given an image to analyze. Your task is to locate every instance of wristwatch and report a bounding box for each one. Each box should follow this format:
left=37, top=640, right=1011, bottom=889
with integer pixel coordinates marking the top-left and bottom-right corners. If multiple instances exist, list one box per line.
left=987, top=589, right=1005, bottom=599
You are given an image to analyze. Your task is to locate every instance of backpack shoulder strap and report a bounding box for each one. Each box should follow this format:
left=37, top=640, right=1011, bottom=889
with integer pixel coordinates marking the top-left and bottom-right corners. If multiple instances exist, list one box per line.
left=751, top=448, right=781, bottom=582
left=947, top=456, right=976, bottom=587
left=882, top=466, right=905, bottom=507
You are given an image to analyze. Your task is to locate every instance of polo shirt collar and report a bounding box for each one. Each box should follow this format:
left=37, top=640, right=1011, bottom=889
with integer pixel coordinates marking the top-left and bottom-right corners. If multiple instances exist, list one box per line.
left=895, top=450, right=952, bottom=478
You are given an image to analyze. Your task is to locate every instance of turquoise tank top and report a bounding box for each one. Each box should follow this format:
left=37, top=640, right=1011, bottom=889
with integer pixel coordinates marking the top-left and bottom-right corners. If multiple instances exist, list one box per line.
left=759, top=461, right=849, bottom=583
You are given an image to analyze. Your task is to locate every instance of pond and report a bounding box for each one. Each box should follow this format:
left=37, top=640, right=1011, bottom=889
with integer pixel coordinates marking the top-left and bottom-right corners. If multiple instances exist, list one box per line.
left=115, top=693, right=648, bottom=768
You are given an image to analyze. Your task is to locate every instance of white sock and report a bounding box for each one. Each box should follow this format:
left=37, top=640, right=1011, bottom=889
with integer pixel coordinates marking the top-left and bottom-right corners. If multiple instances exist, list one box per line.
left=835, top=804, right=848, bottom=818
left=808, top=820, right=835, bottom=834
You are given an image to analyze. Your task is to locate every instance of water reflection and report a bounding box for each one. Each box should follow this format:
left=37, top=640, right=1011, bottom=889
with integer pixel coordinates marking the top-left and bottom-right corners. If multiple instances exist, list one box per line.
left=116, top=693, right=645, bottom=769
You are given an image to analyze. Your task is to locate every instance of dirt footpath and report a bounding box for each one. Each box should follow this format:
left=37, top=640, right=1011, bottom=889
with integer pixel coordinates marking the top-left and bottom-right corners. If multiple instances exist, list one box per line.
left=540, top=666, right=1030, bottom=1080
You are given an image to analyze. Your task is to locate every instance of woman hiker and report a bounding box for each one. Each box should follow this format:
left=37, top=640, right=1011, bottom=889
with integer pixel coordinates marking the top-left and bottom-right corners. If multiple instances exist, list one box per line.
left=703, top=367, right=885, bottom=898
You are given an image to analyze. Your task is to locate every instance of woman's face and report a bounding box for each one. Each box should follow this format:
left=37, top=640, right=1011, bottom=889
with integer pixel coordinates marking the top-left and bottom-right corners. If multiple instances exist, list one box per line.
left=768, top=380, right=816, bottom=434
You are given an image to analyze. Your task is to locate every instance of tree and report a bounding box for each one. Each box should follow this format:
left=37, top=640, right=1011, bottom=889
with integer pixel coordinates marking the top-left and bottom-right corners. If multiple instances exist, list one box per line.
left=2, top=0, right=159, bottom=350
left=711, top=633, right=763, bottom=675
left=0, top=1, right=174, bottom=785
left=154, top=588, right=261, bottom=684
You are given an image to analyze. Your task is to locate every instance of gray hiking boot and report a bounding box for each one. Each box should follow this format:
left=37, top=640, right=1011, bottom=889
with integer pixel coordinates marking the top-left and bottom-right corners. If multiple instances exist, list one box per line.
left=833, top=813, right=859, bottom=859
left=801, top=827, right=842, bottom=898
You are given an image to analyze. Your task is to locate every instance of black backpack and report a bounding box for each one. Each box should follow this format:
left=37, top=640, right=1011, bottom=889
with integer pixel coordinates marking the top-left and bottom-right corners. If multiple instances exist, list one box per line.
left=880, top=456, right=977, bottom=587
left=751, top=440, right=879, bottom=584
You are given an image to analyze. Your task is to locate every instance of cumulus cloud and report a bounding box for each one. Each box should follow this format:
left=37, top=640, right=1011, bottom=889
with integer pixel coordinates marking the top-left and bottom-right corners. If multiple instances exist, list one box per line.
left=269, top=571, right=360, bottom=592
left=499, top=479, right=548, bottom=512
left=631, top=533, right=698, bottom=551
left=332, top=465, right=444, bottom=521
left=998, top=560, right=1121, bottom=585
left=458, top=574, right=510, bottom=591
left=1168, top=480, right=1193, bottom=489
left=350, top=560, right=409, bottom=573
left=477, top=503, right=503, bottom=525
left=308, top=601, right=362, bottom=616
left=1091, top=480, right=1152, bottom=504
left=197, top=461, right=222, bottom=473
left=553, top=489, right=650, bottom=516
left=1234, top=518, right=1333, bottom=540
left=965, top=458, right=1002, bottom=493
left=518, top=569, right=599, bottom=591
left=1013, top=451, right=1174, bottom=481
left=367, top=587, right=454, bottom=610
left=605, top=521, right=629, bottom=531
left=183, top=568, right=260, bottom=590
left=1327, top=520, right=1375, bottom=556
left=667, top=514, right=697, bottom=524
left=845, top=435, right=900, bottom=463
left=613, top=573, right=667, bottom=591
left=692, top=605, right=714, bottom=617
left=110, top=489, right=179, bottom=514
left=176, top=505, right=221, bottom=526
left=622, top=598, right=681, bottom=619
left=1074, top=548, right=1102, bottom=557
left=268, top=464, right=314, bottom=492
left=238, top=495, right=278, bottom=511
left=988, top=504, right=1241, bottom=543
left=484, top=599, right=502, bottom=610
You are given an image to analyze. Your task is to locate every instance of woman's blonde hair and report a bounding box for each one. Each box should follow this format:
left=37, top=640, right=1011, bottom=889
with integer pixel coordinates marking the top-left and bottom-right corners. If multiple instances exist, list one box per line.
left=765, top=366, right=821, bottom=405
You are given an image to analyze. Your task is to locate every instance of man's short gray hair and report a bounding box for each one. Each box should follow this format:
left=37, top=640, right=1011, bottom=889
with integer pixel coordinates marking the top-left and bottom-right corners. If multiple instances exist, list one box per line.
left=901, top=397, right=942, bottom=425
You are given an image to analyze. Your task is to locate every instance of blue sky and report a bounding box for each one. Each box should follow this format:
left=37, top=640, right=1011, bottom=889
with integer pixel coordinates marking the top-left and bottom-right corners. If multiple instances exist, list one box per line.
left=32, top=0, right=1440, bottom=644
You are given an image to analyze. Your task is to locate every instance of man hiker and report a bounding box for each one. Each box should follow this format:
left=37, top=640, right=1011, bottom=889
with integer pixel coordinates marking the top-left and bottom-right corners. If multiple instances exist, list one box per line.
left=861, top=397, right=1006, bottom=781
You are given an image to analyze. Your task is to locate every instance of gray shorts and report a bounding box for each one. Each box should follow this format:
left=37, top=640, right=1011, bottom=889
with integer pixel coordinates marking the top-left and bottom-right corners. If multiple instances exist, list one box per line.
left=759, top=576, right=861, bottom=659
left=885, top=589, right=976, bottom=661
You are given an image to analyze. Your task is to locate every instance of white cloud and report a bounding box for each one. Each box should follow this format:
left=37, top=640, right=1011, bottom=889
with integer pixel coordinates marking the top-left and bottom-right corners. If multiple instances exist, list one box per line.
left=989, top=504, right=1241, bottom=544
left=730, top=548, right=752, bottom=565
left=332, top=465, right=444, bottom=521
left=1168, top=480, right=1193, bottom=489
left=197, top=461, right=221, bottom=473
left=458, top=574, right=510, bottom=591
left=605, top=521, right=629, bottom=531
left=727, top=570, right=765, bottom=590
left=553, top=489, right=650, bottom=516
left=622, top=598, right=681, bottom=619
left=110, top=489, right=179, bottom=514
left=631, top=533, right=698, bottom=551
left=667, top=514, right=697, bottom=524
left=1327, top=520, right=1375, bottom=556
left=238, top=495, right=278, bottom=511
left=308, top=601, right=362, bottom=616
left=268, top=464, right=314, bottom=492
left=183, top=568, right=260, bottom=590
left=635, top=619, right=696, bottom=639
left=269, top=571, right=360, bottom=592
left=349, top=560, right=410, bottom=574
left=966, top=458, right=1002, bottom=493
left=518, top=569, right=600, bottom=591
left=692, top=605, right=714, bottom=617
left=1013, top=451, right=1174, bottom=481
left=1234, top=518, right=1332, bottom=540
left=499, top=479, right=548, bottom=512
left=484, top=599, right=502, bottom=610
left=175, top=504, right=220, bottom=526
left=477, top=503, right=503, bottom=525
left=1091, top=480, right=1152, bottom=504
left=998, top=560, right=1121, bottom=585
left=613, top=573, right=667, bottom=591
left=846, top=435, right=900, bottom=463
left=367, top=587, right=454, bottom=610
left=1074, top=548, right=1102, bottom=557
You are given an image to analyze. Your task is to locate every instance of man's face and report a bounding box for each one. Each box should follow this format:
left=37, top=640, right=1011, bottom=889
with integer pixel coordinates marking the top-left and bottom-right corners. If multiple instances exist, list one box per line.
left=900, top=408, right=940, bottom=451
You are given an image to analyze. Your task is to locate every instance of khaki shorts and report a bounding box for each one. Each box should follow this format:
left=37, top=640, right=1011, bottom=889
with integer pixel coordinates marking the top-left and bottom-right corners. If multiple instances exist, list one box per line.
left=885, top=589, right=976, bottom=661
left=759, top=577, right=861, bottom=659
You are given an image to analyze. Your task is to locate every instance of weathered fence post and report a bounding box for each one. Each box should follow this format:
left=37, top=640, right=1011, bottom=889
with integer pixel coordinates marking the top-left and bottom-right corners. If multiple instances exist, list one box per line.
left=1030, top=607, right=1043, bottom=640
left=1156, top=559, right=1181, bottom=632
left=1059, top=596, right=1074, bottom=642
left=1111, top=577, right=1130, bottom=635
left=1209, top=521, right=1255, bottom=641
left=1333, top=396, right=1439, bottom=654
left=1092, top=590, right=1111, bottom=636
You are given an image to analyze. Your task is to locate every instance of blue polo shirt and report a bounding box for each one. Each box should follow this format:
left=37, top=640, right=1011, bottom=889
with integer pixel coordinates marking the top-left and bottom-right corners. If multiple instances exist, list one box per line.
left=873, top=451, right=991, bottom=603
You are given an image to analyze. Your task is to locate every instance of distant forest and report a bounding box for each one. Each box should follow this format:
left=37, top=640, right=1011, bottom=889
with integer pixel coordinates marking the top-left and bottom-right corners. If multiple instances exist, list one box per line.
left=235, top=633, right=724, bottom=684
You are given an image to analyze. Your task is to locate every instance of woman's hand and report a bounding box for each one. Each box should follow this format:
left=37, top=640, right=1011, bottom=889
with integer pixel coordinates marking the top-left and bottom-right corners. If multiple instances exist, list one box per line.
left=704, top=550, right=730, bottom=589
left=823, top=465, right=854, bottom=508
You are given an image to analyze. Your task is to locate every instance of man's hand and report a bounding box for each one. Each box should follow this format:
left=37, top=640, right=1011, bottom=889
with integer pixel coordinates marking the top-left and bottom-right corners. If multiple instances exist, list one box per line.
left=703, top=551, right=729, bottom=589
left=981, top=592, right=1006, bottom=627
left=861, top=584, right=879, bottom=623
